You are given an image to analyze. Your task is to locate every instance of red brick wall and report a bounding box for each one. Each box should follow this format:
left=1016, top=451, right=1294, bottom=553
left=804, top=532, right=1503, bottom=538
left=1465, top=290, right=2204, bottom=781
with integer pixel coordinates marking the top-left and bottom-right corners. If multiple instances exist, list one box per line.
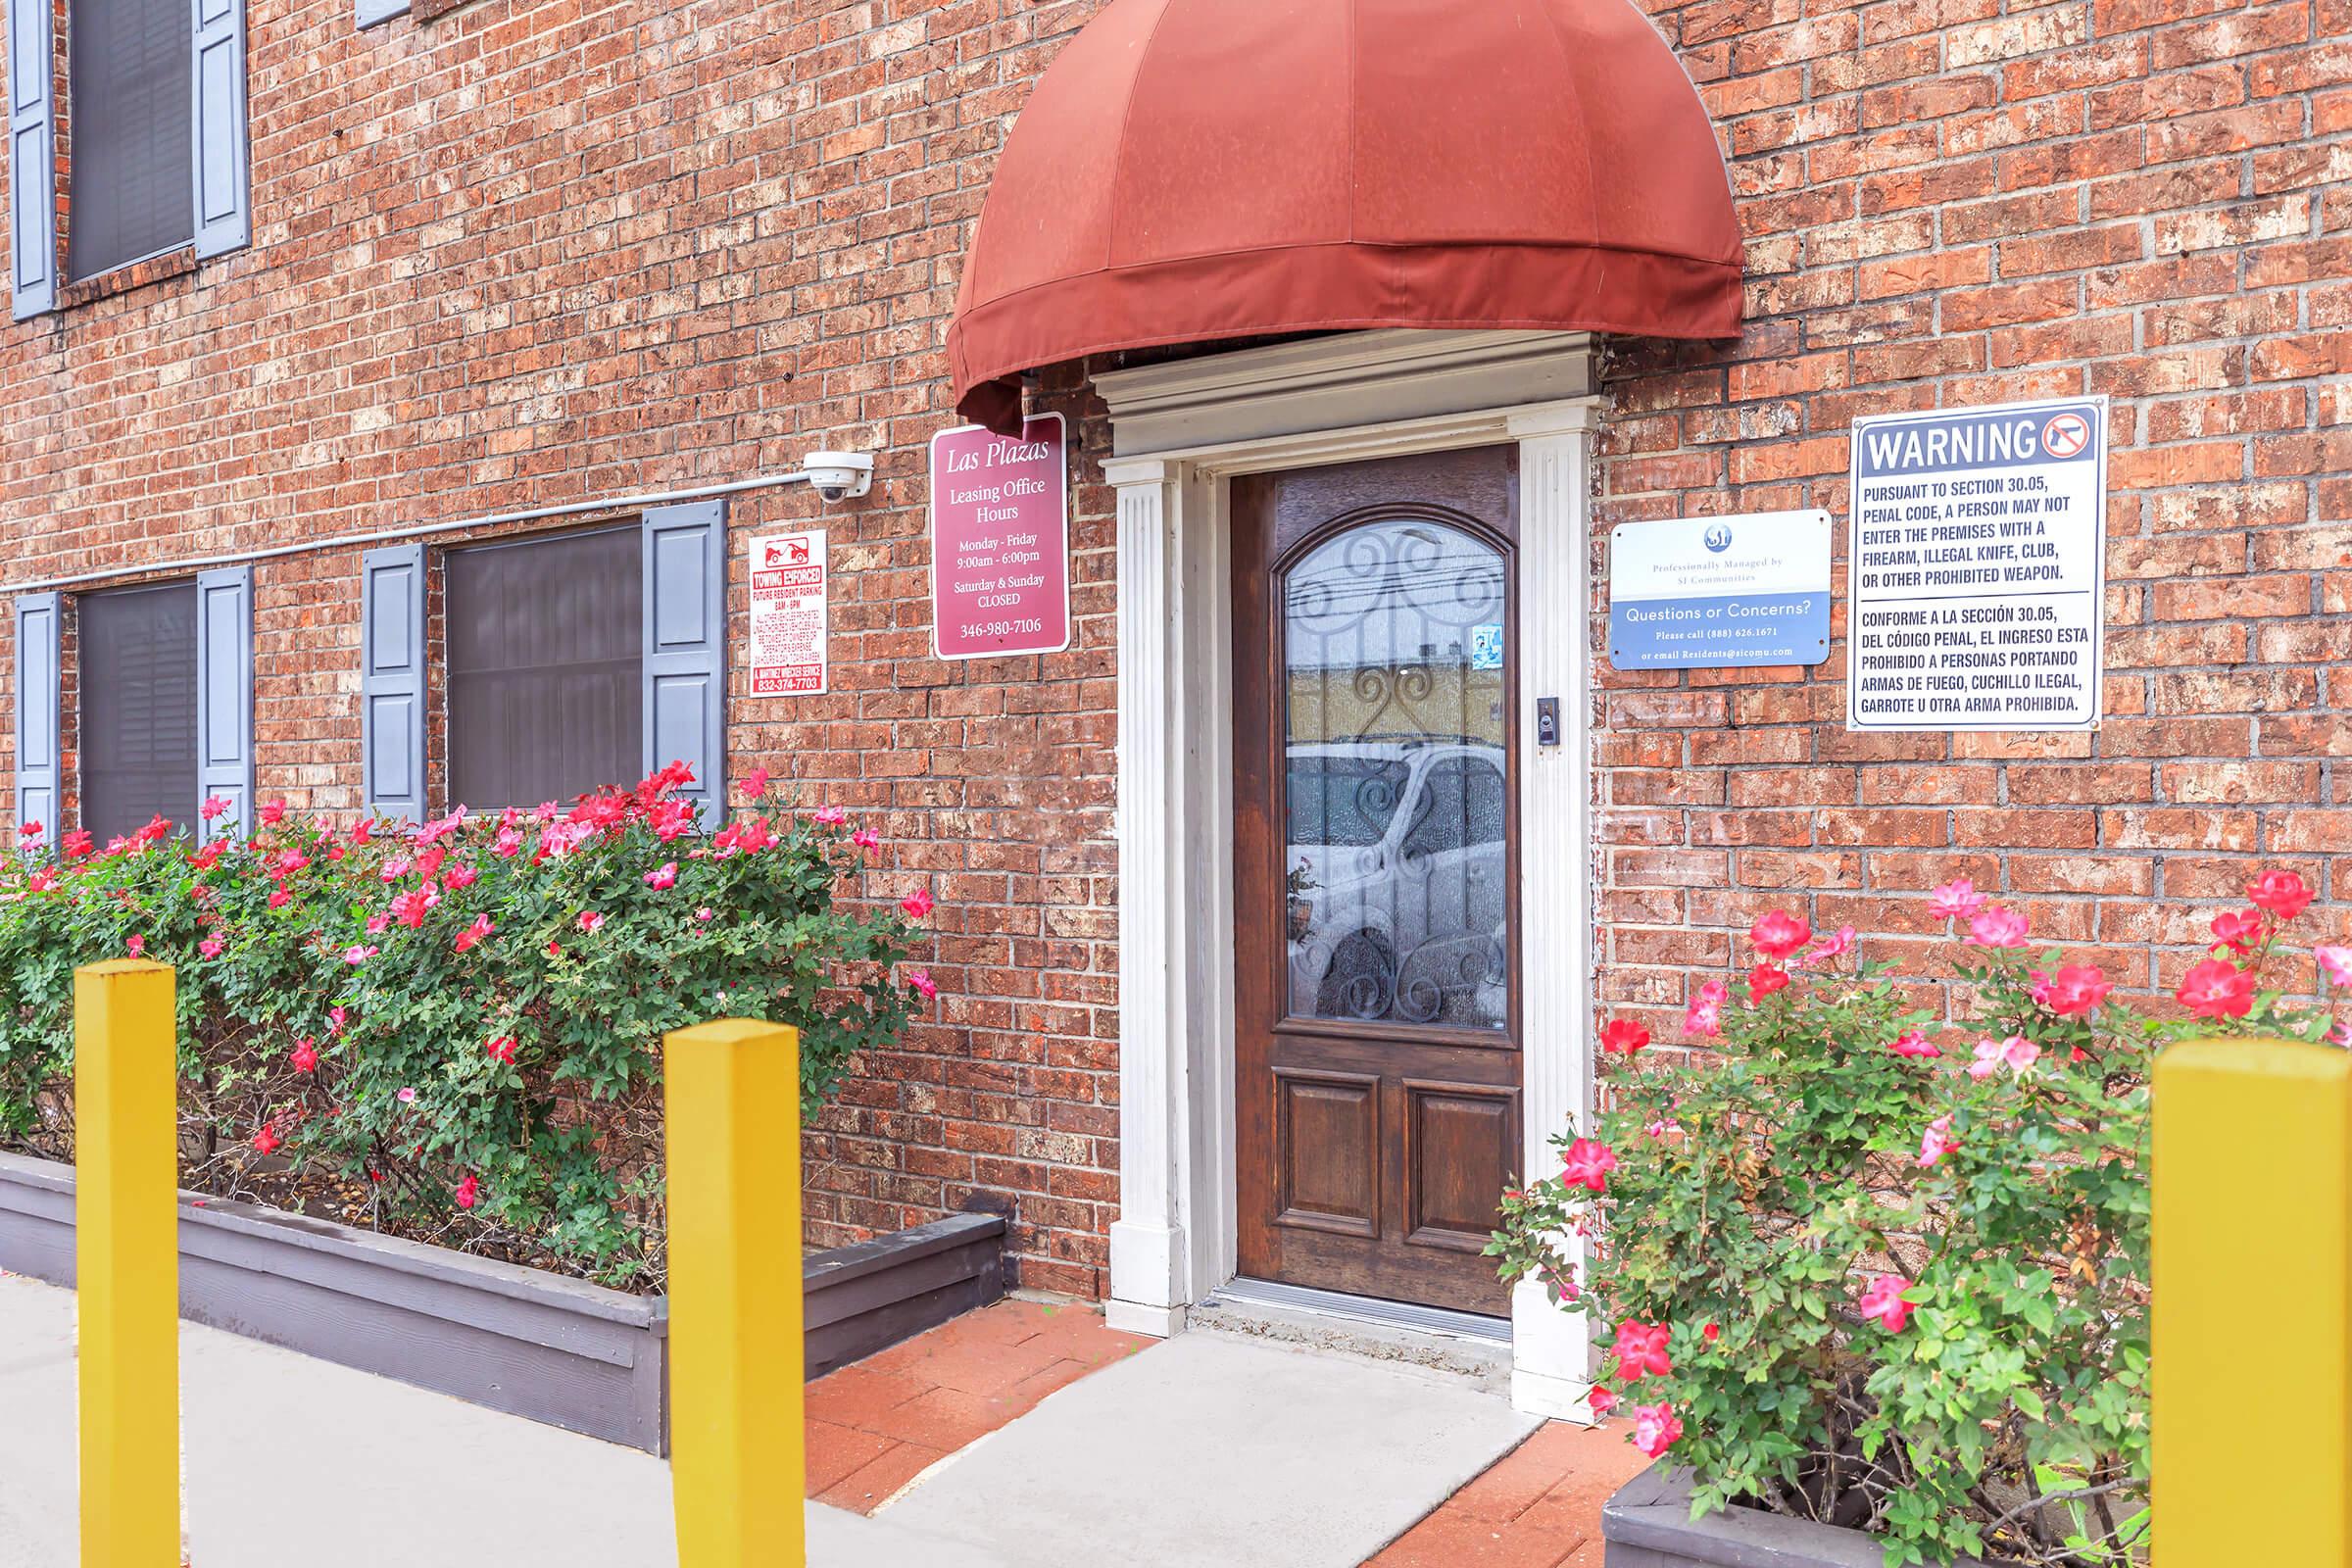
left=1595, top=0, right=2352, bottom=1040
left=1, top=0, right=2346, bottom=1297
left=0, top=0, right=1123, bottom=1295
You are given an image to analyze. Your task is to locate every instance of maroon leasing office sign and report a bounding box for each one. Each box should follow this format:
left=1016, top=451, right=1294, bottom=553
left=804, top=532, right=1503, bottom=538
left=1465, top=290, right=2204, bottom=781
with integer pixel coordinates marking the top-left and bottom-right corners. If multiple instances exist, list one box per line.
left=930, top=413, right=1070, bottom=662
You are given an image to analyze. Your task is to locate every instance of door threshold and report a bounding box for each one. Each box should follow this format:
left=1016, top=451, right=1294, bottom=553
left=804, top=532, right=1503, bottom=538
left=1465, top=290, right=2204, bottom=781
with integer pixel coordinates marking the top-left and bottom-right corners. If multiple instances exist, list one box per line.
left=1207, top=1276, right=1511, bottom=1347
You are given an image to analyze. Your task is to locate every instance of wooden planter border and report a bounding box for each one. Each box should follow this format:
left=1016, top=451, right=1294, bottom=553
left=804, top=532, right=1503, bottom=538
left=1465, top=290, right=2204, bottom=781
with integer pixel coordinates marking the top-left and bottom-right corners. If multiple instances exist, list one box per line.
left=1602, top=1462, right=1990, bottom=1568
left=0, top=1151, right=1005, bottom=1455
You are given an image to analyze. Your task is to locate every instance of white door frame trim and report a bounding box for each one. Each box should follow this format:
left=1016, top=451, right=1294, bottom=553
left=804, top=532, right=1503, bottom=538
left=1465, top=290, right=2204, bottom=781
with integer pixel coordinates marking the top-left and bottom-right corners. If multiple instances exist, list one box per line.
left=1098, top=330, right=1599, bottom=1422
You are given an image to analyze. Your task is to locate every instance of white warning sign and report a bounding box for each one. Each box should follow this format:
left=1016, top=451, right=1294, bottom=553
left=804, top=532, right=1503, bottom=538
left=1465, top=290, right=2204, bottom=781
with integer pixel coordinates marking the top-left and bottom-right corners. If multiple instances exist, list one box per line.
left=1846, top=397, right=2106, bottom=733
left=748, top=528, right=827, bottom=696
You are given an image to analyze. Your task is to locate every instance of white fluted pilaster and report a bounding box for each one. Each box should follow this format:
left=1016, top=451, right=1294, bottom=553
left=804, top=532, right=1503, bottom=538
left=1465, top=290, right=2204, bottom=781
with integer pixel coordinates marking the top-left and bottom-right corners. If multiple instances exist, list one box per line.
left=1507, top=401, right=1599, bottom=1420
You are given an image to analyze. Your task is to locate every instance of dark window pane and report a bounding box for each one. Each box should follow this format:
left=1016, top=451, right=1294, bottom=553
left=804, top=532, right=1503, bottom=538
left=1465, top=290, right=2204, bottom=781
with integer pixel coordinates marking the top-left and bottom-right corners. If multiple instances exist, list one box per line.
left=80, top=580, right=198, bottom=842
left=446, top=527, right=643, bottom=810
left=67, top=0, right=194, bottom=279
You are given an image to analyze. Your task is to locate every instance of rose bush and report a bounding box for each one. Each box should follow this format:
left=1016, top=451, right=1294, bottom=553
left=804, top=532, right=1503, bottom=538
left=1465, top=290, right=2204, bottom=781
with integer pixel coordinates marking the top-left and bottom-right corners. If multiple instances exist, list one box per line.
left=0, top=765, right=928, bottom=1288
left=1493, top=870, right=2343, bottom=1567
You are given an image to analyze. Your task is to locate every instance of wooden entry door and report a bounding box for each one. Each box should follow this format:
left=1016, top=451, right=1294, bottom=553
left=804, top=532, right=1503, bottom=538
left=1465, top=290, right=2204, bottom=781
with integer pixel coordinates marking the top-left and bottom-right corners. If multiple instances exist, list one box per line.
left=1232, top=447, right=1521, bottom=1318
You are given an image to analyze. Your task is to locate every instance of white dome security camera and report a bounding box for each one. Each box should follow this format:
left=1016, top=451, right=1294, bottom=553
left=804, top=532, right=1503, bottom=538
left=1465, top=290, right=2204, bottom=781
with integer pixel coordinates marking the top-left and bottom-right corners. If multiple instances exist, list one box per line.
left=799, top=451, right=873, bottom=503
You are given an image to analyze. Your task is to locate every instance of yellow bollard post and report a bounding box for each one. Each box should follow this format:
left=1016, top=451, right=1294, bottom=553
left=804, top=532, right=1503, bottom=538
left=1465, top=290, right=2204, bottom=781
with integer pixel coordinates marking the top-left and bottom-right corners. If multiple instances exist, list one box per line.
left=664, top=1018, right=805, bottom=1568
left=2153, top=1037, right=2352, bottom=1567
left=74, top=958, right=180, bottom=1568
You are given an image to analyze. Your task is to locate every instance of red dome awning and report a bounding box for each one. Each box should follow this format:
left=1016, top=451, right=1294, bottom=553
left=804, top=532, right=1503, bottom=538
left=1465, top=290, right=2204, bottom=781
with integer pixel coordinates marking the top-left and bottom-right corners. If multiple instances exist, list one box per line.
left=947, top=0, right=1744, bottom=435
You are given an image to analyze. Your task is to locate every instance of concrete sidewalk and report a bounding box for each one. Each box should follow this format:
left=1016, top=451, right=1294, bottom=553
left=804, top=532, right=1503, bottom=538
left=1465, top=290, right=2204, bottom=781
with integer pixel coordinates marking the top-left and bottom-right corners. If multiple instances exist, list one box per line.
left=1, top=1270, right=1547, bottom=1568
left=0, top=1272, right=1006, bottom=1567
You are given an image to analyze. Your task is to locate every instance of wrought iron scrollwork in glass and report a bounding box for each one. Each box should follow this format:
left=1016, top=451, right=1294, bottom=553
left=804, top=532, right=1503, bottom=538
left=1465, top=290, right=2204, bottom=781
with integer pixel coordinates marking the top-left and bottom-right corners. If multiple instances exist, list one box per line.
left=1279, top=516, right=1509, bottom=1032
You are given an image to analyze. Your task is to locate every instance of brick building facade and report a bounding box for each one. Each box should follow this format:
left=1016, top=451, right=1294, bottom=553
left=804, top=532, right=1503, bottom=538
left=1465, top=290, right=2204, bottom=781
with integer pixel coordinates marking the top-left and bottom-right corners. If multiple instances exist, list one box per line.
left=1, top=0, right=2344, bottom=1403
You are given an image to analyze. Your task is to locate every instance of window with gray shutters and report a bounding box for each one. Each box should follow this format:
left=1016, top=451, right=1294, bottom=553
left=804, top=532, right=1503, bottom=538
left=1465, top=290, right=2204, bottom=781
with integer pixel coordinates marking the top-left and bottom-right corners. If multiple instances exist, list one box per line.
left=79, top=580, right=199, bottom=842
left=446, top=526, right=645, bottom=810
left=5, top=0, right=246, bottom=313
left=66, top=0, right=193, bottom=278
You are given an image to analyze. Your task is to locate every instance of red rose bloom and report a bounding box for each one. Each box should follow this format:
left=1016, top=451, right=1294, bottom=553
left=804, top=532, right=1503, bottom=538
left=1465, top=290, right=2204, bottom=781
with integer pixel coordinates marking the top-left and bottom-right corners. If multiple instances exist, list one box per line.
left=1598, top=1018, right=1650, bottom=1055
left=2030, top=963, right=2112, bottom=1018
left=1747, top=962, right=1789, bottom=1001
left=2177, top=956, right=2254, bottom=1019
left=2209, top=907, right=2264, bottom=954
left=2248, top=869, right=2313, bottom=920
left=1748, top=909, right=1811, bottom=962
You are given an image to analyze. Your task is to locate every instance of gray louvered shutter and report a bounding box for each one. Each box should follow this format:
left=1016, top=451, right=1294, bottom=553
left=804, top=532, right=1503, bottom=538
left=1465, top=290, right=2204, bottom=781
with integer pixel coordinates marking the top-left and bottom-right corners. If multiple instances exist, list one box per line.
left=362, top=544, right=425, bottom=823
left=13, top=593, right=58, bottom=846
left=642, top=501, right=725, bottom=823
left=7, top=0, right=55, bottom=317
left=194, top=565, right=252, bottom=837
left=189, top=0, right=247, bottom=258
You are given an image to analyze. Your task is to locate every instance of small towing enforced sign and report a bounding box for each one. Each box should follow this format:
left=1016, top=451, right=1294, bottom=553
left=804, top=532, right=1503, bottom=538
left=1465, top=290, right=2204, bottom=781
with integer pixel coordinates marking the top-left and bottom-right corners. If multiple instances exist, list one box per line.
left=1846, top=397, right=2107, bottom=733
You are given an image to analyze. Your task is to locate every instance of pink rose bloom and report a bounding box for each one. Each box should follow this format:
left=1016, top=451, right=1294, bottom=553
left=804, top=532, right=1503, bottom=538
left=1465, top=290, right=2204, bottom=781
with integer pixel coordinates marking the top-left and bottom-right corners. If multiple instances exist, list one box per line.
left=125, top=935, right=145, bottom=957
left=1856, top=1274, right=1916, bottom=1332
left=365, top=913, right=392, bottom=935
left=1969, top=1035, right=2038, bottom=1080
left=289, top=1040, right=318, bottom=1074
left=739, top=766, right=771, bottom=800
left=906, top=968, right=938, bottom=1001
left=268, top=888, right=292, bottom=909
left=1918, top=1114, right=1956, bottom=1168
left=1684, top=989, right=1723, bottom=1039
left=444, top=863, right=478, bottom=891
left=200, top=795, right=230, bottom=821
left=813, top=806, right=848, bottom=826
left=1927, top=878, right=1985, bottom=921
left=1967, top=906, right=2030, bottom=948
left=260, top=800, right=286, bottom=826
left=1630, top=1402, right=1684, bottom=1459
left=454, top=914, right=495, bottom=954
left=576, top=910, right=606, bottom=933
left=851, top=828, right=881, bottom=851
left=1560, top=1137, right=1618, bottom=1193
left=2316, top=946, right=2352, bottom=988
left=1588, top=1385, right=1619, bottom=1417
left=1794, top=925, right=1855, bottom=967
left=379, top=855, right=413, bottom=883
left=328, top=1006, right=348, bottom=1033
left=644, top=862, right=677, bottom=891
left=901, top=887, right=935, bottom=920
left=695, top=907, right=715, bottom=922
left=199, top=936, right=225, bottom=958
left=395, top=1087, right=417, bottom=1103
left=341, top=945, right=378, bottom=965
left=1886, top=1029, right=1940, bottom=1059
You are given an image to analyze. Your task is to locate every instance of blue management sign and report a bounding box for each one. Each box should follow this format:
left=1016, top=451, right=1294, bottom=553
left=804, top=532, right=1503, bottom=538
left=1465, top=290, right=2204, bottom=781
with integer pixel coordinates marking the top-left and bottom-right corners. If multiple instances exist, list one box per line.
left=1608, top=511, right=1833, bottom=670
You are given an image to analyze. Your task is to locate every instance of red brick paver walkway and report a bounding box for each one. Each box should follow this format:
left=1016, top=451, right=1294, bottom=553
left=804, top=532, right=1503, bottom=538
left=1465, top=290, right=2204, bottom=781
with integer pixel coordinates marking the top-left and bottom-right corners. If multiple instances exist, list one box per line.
left=804, top=1297, right=1154, bottom=1514
left=1364, top=1420, right=1653, bottom=1568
